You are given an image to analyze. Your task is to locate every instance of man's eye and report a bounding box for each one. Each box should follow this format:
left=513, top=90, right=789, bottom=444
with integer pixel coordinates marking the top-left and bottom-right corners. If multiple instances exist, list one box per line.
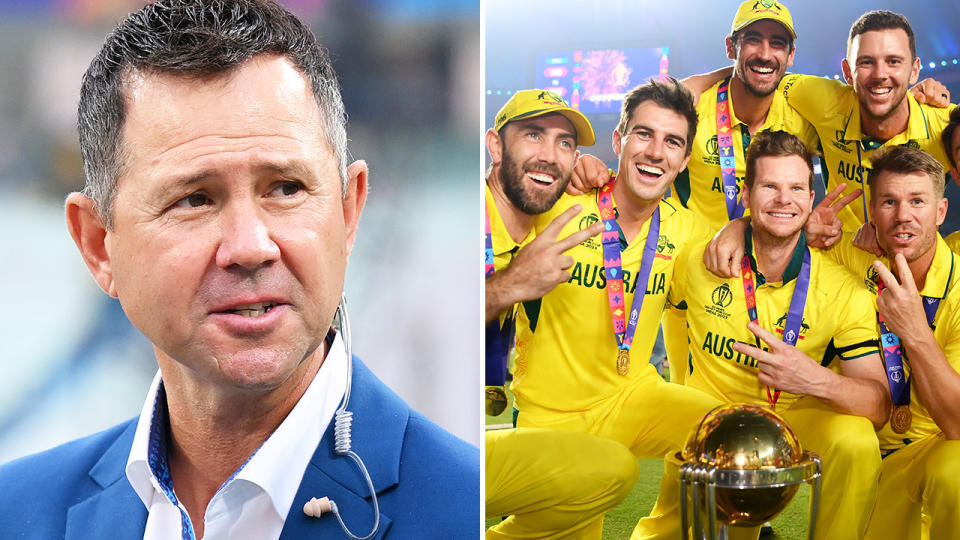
left=272, top=181, right=303, bottom=197
left=175, top=192, right=212, bottom=208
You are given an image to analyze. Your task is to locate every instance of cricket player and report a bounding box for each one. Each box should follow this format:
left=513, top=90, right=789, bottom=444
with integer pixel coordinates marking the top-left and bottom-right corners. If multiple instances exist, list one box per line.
left=821, top=146, right=960, bottom=540
left=941, top=106, right=960, bottom=253
left=703, top=145, right=960, bottom=538
left=510, top=77, right=724, bottom=536
left=484, top=89, right=638, bottom=539
left=665, top=130, right=889, bottom=540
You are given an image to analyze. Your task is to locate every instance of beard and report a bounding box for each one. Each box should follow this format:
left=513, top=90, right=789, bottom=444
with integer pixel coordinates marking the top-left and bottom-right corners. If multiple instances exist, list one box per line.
left=736, top=58, right=784, bottom=98
left=499, top=148, right=572, bottom=215
left=857, top=84, right=909, bottom=124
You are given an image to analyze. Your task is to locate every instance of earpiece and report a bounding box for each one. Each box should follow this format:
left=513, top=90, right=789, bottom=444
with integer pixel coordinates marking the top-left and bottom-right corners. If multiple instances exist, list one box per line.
left=302, top=295, right=381, bottom=540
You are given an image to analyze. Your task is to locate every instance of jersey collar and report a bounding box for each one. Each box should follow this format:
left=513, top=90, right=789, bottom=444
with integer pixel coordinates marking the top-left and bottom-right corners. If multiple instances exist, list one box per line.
left=917, top=235, right=956, bottom=300
left=840, top=91, right=931, bottom=147
left=485, top=182, right=533, bottom=256
left=744, top=222, right=807, bottom=285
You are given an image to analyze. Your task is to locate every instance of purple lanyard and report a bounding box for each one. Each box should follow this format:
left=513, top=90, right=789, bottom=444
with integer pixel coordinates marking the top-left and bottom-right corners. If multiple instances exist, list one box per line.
left=484, top=199, right=513, bottom=386
left=717, top=77, right=746, bottom=220
left=740, top=247, right=811, bottom=408
left=877, top=282, right=940, bottom=407
left=598, top=176, right=661, bottom=376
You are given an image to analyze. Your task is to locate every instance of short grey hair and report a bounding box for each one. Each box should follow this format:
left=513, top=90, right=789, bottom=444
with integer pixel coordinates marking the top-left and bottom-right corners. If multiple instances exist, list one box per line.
left=78, top=0, right=349, bottom=228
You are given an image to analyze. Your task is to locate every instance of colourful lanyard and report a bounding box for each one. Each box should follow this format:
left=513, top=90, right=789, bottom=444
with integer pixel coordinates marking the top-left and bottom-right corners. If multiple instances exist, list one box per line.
left=716, top=77, right=746, bottom=220
left=877, top=280, right=940, bottom=433
left=598, top=176, right=661, bottom=376
left=739, top=246, right=812, bottom=408
left=484, top=199, right=514, bottom=386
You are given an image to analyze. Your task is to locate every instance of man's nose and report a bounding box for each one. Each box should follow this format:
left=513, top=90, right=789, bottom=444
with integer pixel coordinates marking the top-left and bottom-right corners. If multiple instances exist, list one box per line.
left=215, top=202, right=281, bottom=270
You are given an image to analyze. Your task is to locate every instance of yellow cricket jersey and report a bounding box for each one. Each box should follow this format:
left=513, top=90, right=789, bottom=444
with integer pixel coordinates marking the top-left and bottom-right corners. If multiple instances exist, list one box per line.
left=672, top=77, right=819, bottom=230
left=827, top=233, right=960, bottom=452
left=780, top=74, right=956, bottom=232
left=669, top=227, right=879, bottom=409
left=945, top=230, right=960, bottom=254
left=511, top=194, right=712, bottom=413
left=486, top=182, right=533, bottom=274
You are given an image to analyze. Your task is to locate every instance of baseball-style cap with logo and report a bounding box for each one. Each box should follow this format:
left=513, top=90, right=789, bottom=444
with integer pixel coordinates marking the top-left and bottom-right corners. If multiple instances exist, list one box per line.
left=731, top=0, right=796, bottom=39
left=494, top=89, right=595, bottom=146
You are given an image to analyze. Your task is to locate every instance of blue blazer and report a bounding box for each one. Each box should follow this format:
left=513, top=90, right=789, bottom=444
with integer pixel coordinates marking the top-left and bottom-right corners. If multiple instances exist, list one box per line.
left=0, top=358, right=480, bottom=539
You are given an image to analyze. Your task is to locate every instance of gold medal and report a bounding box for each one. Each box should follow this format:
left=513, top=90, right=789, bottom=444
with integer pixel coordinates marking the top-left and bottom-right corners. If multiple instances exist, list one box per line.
left=891, top=404, right=912, bottom=434
left=617, top=349, right=630, bottom=376
left=485, top=386, right=508, bottom=417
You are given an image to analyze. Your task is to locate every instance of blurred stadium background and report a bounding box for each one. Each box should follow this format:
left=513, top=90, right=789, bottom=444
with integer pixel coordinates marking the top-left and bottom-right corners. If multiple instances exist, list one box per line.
left=0, top=0, right=481, bottom=463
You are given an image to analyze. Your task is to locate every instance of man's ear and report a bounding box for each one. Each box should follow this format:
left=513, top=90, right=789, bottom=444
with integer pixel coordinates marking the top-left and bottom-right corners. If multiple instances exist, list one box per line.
left=841, top=58, right=854, bottom=85
left=343, top=160, right=369, bottom=254
left=725, top=36, right=736, bottom=60
left=937, top=196, right=948, bottom=227
left=65, top=193, right=117, bottom=297
left=486, top=128, right=504, bottom=165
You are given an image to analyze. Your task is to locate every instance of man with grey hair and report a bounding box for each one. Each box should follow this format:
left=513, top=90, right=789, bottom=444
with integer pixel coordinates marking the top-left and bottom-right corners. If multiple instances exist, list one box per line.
left=0, top=1, right=478, bottom=538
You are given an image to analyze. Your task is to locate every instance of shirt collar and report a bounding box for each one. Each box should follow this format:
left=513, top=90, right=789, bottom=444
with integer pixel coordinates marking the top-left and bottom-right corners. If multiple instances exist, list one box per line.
left=744, top=222, right=807, bottom=285
left=918, top=235, right=956, bottom=300
left=841, top=91, right=931, bottom=146
left=485, top=182, right=533, bottom=257
left=126, top=332, right=348, bottom=525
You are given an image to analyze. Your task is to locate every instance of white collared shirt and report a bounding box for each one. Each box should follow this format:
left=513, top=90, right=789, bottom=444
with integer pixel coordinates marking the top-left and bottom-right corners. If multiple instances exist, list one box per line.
left=126, top=334, right=348, bottom=540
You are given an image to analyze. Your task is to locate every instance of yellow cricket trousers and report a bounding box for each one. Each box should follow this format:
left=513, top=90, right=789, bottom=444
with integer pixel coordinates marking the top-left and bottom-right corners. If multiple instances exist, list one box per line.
left=485, top=428, right=639, bottom=539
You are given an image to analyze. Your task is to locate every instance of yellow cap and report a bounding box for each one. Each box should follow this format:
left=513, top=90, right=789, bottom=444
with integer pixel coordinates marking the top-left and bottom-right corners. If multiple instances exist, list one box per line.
left=494, top=89, right=595, bottom=147
left=731, top=0, right=796, bottom=39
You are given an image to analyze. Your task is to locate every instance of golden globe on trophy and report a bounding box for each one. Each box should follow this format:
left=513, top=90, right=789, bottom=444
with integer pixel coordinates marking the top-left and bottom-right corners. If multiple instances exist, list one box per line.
left=676, top=404, right=822, bottom=540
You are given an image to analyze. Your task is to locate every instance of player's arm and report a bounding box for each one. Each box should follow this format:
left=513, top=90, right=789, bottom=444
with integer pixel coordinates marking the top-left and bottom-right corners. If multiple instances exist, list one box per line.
left=703, top=183, right=858, bottom=278
left=875, top=256, right=960, bottom=439
left=485, top=204, right=603, bottom=324
left=731, top=322, right=890, bottom=427
left=681, top=66, right=733, bottom=104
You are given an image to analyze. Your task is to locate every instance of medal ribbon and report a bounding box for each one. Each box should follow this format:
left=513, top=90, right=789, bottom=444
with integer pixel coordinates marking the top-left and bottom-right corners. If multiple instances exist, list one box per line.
left=877, top=280, right=940, bottom=408
left=740, top=247, right=812, bottom=408
left=598, top=176, right=661, bottom=355
left=716, top=77, right=746, bottom=220
left=484, top=199, right=514, bottom=386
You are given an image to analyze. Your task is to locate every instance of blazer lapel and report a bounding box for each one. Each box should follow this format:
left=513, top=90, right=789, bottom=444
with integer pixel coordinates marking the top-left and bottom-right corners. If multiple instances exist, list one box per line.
left=280, top=357, right=407, bottom=539
left=65, top=421, right=147, bottom=540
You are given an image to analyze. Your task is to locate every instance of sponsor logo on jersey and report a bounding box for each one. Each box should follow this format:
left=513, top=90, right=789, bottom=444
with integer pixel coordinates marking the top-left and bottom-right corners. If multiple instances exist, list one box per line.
left=774, top=313, right=810, bottom=339
left=706, top=283, right=734, bottom=320
left=705, top=135, right=719, bottom=157
left=656, top=235, right=675, bottom=259
left=578, top=213, right=602, bottom=250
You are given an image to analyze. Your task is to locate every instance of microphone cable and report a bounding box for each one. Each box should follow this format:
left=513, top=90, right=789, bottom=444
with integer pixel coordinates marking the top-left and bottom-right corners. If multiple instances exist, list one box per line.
left=302, top=294, right=381, bottom=540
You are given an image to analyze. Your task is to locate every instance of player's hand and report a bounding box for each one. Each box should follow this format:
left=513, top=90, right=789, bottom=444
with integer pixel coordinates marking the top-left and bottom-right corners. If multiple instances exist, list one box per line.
left=567, top=154, right=611, bottom=195
left=500, top=204, right=603, bottom=301
left=805, top=182, right=858, bottom=249
left=853, top=221, right=884, bottom=256
left=874, top=255, right=929, bottom=339
left=703, top=217, right=749, bottom=278
left=731, top=322, right=825, bottom=395
left=910, top=78, right=951, bottom=108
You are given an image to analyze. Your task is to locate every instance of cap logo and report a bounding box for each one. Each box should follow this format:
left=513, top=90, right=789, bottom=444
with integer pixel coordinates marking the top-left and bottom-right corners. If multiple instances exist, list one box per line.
left=537, top=90, right=566, bottom=106
left=756, top=0, right=778, bottom=10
